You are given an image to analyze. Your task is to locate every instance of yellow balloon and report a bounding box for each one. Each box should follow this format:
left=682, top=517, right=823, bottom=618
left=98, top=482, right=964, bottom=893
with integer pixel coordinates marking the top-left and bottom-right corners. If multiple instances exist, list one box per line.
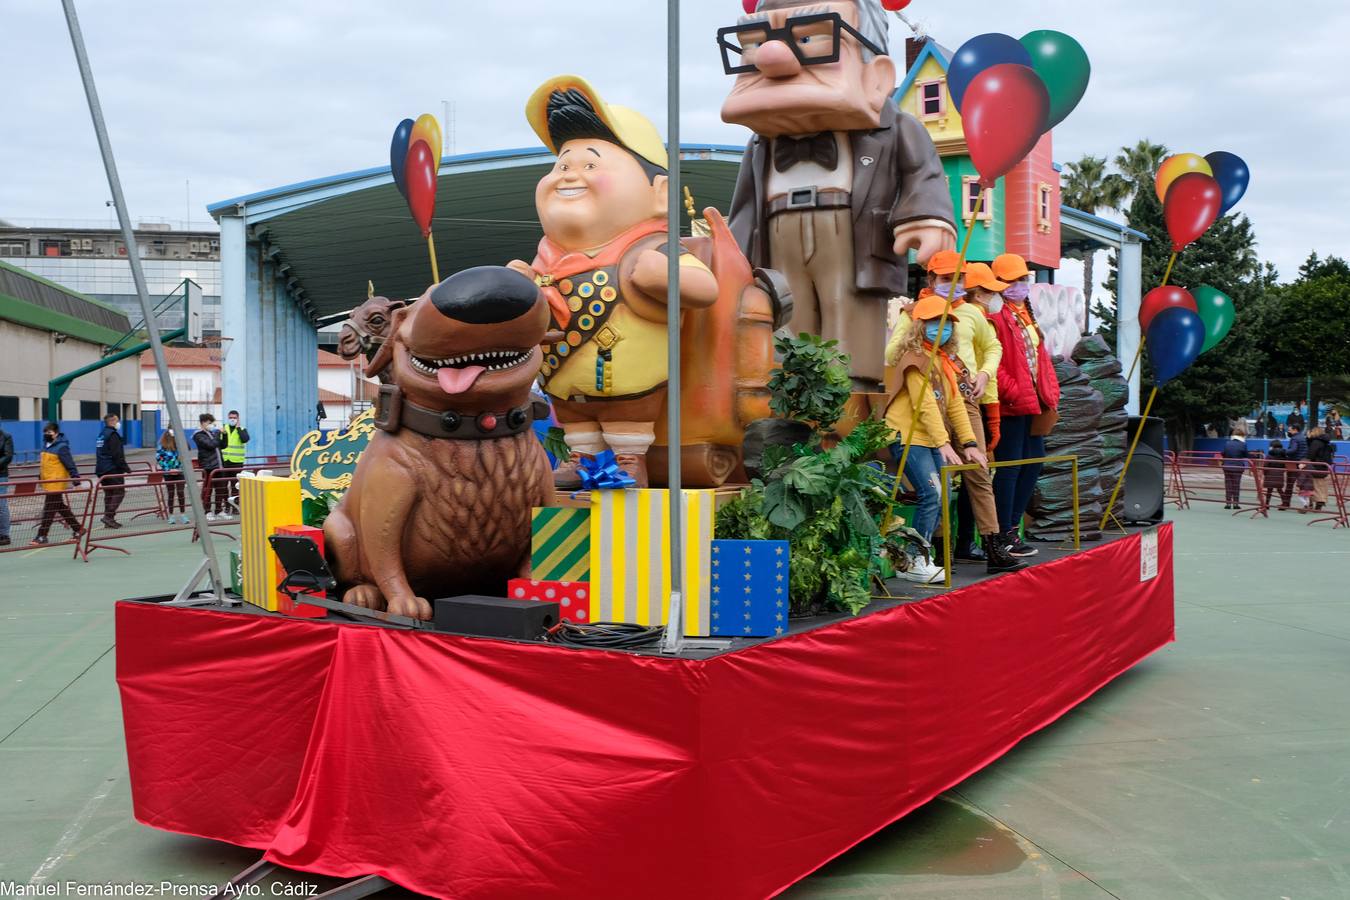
left=1155, top=153, right=1213, bottom=203
left=410, top=113, right=443, bottom=164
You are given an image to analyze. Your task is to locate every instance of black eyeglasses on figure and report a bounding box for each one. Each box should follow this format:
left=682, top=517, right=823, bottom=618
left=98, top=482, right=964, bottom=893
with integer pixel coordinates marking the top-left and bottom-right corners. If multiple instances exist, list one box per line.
left=717, top=13, right=884, bottom=76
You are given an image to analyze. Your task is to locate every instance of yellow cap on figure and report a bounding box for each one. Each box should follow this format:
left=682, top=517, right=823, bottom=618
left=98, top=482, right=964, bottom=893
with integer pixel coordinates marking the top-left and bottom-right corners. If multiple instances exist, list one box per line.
left=526, top=75, right=669, bottom=171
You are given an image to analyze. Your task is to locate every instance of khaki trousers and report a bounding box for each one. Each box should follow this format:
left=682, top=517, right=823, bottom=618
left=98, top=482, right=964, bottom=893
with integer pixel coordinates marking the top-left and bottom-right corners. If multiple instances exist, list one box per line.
left=769, top=207, right=886, bottom=386
left=960, top=397, right=1000, bottom=536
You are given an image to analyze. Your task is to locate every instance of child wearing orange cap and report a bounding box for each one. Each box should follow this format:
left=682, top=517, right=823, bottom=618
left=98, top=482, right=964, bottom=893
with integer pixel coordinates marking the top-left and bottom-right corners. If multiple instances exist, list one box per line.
left=987, top=253, right=1061, bottom=557
left=884, top=294, right=988, bottom=584
left=884, top=255, right=1022, bottom=574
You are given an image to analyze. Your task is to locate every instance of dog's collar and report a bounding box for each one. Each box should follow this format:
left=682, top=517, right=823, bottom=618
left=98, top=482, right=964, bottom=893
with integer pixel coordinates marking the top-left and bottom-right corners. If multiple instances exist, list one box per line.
left=374, top=384, right=546, bottom=440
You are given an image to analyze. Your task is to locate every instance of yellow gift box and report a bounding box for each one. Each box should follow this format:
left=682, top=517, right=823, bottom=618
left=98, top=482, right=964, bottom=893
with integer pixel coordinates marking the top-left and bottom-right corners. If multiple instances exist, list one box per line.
left=588, top=488, right=714, bottom=635
left=240, top=474, right=302, bottom=611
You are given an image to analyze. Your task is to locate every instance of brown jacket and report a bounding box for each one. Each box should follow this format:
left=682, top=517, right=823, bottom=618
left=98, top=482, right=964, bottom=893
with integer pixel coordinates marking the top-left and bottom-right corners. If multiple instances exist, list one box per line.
left=727, top=102, right=954, bottom=296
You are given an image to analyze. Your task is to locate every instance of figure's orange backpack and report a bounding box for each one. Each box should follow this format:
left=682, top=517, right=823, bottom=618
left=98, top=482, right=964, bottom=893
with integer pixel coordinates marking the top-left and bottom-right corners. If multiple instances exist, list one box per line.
left=648, top=207, right=783, bottom=487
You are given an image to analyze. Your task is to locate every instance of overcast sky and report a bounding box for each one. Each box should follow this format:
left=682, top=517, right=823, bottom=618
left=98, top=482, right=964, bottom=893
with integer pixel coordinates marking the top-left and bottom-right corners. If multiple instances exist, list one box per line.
left=2, top=0, right=1346, bottom=296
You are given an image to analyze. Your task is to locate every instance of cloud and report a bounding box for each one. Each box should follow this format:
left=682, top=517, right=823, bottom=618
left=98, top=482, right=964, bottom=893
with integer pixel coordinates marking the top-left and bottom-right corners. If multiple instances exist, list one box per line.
left=2, top=0, right=1345, bottom=283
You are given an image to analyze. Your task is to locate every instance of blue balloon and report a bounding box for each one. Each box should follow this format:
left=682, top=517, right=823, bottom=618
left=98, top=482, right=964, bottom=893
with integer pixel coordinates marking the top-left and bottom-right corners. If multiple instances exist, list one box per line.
left=1204, top=151, right=1250, bottom=215
left=1146, top=306, right=1206, bottom=386
left=949, top=33, right=1034, bottom=112
left=390, top=118, right=414, bottom=199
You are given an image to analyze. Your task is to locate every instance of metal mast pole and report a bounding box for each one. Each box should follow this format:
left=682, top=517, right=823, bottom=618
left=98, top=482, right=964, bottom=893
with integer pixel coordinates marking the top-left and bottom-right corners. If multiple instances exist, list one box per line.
left=61, top=0, right=225, bottom=602
left=660, top=0, right=685, bottom=654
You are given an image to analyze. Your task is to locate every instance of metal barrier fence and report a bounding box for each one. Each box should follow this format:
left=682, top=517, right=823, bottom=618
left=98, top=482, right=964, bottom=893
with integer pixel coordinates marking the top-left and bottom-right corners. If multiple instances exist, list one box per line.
left=76, top=470, right=216, bottom=561
left=1168, top=454, right=1347, bottom=528
left=5, top=459, right=153, bottom=483
left=936, top=454, right=1081, bottom=589
left=0, top=479, right=93, bottom=553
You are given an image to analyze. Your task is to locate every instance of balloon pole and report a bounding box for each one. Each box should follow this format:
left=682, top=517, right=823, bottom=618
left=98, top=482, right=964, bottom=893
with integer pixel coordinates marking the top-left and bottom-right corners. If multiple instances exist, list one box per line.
left=1100, top=384, right=1159, bottom=531
left=1124, top=250, right=1178, bottom=382
left=426, top=232, right=440, bottom=284
left=882, top=188, right=984, bottom=536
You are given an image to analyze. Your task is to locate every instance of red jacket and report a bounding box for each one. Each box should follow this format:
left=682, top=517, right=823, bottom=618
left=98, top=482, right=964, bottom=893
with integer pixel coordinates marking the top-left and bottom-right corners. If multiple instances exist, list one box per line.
left=989, top=304, right=1060, bottom=417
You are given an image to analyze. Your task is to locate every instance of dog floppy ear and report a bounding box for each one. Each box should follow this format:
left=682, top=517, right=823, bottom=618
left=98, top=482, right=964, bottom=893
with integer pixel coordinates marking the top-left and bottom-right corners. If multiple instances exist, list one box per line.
left=363, top=304, right=408, bottom=380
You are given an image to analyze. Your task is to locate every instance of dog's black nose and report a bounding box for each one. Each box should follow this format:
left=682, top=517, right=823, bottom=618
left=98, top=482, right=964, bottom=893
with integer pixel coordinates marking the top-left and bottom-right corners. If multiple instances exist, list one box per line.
left=429, top=266, right=538, bottom=324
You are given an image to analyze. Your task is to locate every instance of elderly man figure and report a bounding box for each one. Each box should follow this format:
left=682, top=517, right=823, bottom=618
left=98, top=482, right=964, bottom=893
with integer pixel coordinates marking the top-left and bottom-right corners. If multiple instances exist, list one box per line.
left=720, top=0, right=956, bottom=390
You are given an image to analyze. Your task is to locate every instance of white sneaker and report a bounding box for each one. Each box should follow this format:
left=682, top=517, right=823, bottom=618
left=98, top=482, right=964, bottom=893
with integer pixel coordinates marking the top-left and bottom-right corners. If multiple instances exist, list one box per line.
left=900, top=557, right=946, bottom=584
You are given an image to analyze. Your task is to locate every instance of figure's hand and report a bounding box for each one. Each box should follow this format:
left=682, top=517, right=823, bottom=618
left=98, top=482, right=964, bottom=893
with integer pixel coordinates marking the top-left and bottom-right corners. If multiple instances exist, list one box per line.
left=939, top=443, right=962, bottom=468
left=963, top=446, right=989, bottom=470
left=893, top=224, right=956, bottom=265
left=506, top=259, right=539, bottom=283
left=385, top=592, right=433, bottom=621
left=973, top=372, right=990, bottom=398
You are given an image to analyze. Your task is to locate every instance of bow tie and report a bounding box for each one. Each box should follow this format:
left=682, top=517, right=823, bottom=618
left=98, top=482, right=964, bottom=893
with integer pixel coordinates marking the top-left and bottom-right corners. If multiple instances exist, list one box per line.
left=773, top=133, right=838, bottom=173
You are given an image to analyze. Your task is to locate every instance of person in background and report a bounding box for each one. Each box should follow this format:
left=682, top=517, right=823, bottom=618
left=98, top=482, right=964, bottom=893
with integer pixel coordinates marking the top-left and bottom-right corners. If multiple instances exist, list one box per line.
left=157, top=429, right=188, bottom=525
left=884, top=294, right=988, bottom=584
left=1285, top=401, right=1305, bottom=437
left=1265, top=410, right=1279, bottom=439
left=0, top=420, right=13, bottom=546
left=1262, top=440, right=1287, bottom=509
left=94, top=412, right=132, bottom=529
left=32, top=422, right=83, bottom=545
left=1254, top=414, right=1266, bottom=438
left=884, top=253, right=1021, bottom=574
left=193, top=413, right=228, bottom=520
left=1304, top=426, right=1335, bottom=512
left=988, top=253, right=1061, bottom=557
left=1220, top=425, right=1249, bottom=509
left=1326, top=408, right=1344, bottom=440
left=220, top=409, right=250, bottom=513
left=1279, top=423, right=1308, bottom=509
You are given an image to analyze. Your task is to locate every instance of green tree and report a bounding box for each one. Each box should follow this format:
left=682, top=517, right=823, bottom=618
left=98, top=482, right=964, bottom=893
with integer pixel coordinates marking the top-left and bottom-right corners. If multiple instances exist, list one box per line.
left=1113, top=139, right=1168, bottom=200
left=1261, top=253, right=1350, bottom=420
left=1060, top=154, right=1129, bottom=327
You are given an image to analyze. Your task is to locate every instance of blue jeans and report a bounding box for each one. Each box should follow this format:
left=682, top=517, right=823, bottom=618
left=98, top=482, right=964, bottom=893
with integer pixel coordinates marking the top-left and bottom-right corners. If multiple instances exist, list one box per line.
left=893, top=444, right=945, bottom=544
left=992, top=414, right=1044, bottom=532
left=0, top=477, right=9, bottom=538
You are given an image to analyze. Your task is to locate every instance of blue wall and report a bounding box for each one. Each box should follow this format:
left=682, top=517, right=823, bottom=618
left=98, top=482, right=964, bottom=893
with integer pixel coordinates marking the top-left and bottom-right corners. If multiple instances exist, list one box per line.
left=5, top=419, right=145, bottom=464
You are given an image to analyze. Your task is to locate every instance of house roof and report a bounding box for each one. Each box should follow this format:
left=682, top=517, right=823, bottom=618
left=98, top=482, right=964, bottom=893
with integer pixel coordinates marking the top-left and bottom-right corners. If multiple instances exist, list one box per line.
left=895, top=39, right=953, bottom=101
left=140, top=347, right=227, bottom=368
left=0, top=259, right=132, bottom=346
left=318, top=349, right=353, bottom=367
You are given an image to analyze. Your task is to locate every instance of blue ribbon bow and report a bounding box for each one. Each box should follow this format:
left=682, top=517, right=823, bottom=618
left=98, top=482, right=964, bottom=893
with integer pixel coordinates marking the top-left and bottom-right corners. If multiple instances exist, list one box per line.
left=576, top=450, right=636, bottom=492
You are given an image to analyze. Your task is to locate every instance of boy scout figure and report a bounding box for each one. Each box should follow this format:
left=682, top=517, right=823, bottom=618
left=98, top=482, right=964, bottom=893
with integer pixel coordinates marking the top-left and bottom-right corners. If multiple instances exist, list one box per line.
left=510, top=76, right=718, bottom=488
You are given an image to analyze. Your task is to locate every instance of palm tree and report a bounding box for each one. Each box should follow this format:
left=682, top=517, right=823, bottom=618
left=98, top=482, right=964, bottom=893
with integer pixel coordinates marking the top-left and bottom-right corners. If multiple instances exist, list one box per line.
left=1114, top=139, right=1169, bottom=199
left=1061, top=154, right=1129, bottom=330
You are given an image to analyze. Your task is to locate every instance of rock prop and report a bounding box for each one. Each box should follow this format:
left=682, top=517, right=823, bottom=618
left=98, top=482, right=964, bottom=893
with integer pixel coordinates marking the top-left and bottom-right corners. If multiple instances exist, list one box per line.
left=1072, top=335, right=1129, bottom=524
left=1028, top=355, right=1106, bottom=541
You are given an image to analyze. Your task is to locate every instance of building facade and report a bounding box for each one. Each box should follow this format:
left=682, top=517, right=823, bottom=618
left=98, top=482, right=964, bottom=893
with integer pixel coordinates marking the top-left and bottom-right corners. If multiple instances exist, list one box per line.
left=0, top=220, right=222, bottom=335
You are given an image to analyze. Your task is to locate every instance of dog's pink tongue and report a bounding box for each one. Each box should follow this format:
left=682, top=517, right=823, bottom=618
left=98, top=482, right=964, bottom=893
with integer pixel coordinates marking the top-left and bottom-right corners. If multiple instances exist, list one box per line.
left=437, top=365, right=486, bottom=395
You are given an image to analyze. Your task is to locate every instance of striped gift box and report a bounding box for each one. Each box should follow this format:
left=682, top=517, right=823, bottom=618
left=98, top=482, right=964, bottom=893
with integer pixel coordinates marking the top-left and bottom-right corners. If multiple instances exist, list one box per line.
left=530, top=507, right=591, bottom=583
left=240, top=474, right=302, bottom=611
left=588, top=489, right=714, bottom=636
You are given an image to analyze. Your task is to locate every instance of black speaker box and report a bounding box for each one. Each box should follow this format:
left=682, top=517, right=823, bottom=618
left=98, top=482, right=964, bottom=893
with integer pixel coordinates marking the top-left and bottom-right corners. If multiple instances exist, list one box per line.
left=1123, top=415, right=1166, bottom=524
left=432, top=595, right=559, bottom=640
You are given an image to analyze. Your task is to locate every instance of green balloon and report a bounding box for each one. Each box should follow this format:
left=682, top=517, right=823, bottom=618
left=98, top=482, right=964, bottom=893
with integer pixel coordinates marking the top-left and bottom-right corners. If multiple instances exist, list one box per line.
left=1020, top=30, right=1091, bottom=130
left=1193, top=284, right=1236, bottom=353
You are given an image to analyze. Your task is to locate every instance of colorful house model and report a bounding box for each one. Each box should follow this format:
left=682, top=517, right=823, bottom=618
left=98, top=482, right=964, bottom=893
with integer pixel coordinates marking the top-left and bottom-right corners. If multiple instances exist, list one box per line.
left=896, top=38, right=1062, bottom=272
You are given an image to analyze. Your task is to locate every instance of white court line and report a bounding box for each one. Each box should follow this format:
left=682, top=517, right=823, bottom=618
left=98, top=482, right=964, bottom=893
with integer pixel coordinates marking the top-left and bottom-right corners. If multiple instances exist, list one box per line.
left=29, top=775, right=118, bottom=884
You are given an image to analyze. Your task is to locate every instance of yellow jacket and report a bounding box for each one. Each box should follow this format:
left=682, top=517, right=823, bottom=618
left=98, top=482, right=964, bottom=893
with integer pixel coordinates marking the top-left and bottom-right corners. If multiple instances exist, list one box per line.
left=884, top=353, right=977, bottom=449
left=886, top=300, right=1001, bottom=404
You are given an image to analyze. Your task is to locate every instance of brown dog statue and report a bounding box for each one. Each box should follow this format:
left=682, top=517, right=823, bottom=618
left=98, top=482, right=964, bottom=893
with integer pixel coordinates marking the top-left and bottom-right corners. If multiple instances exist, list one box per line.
left=323, top=266, right=554, bottom=620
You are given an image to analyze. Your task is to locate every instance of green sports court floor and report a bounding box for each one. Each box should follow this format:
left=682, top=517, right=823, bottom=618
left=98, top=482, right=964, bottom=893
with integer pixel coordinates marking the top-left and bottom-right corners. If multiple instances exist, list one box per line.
left=2, top=503, right=1348, bottom=898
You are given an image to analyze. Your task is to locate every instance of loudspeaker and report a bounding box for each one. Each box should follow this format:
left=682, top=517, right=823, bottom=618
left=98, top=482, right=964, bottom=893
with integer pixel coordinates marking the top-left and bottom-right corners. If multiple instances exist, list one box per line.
left=432, top=595, right=559, bottom=640
left=1122, top=415, right=1165, bottom=524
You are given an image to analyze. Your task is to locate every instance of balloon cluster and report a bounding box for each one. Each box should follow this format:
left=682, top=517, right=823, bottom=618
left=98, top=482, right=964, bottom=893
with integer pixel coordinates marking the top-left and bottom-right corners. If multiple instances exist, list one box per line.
left=1141, top=284, right=1236, bottom=385
left=948, top=31, right=1090, bottom=187
left=1156, top=151, right=1249, bottom=252
left=390, top=115, right=443, bottom=239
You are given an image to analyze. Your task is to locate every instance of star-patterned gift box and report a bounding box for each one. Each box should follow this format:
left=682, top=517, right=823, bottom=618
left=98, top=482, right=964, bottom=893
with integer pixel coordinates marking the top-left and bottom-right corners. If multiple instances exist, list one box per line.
left=710, top=539, right=790, bottom=638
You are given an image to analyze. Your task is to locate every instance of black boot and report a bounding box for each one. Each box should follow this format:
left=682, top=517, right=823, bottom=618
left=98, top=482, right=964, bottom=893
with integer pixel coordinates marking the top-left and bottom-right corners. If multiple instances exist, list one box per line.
left=986, top=533, right=1026, bottom=573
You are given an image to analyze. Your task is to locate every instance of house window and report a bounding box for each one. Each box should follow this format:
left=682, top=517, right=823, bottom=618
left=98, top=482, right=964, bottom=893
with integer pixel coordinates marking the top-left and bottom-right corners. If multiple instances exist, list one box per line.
left=961, top=176, right=994, bottom=223
left=0, top=395, right=19, bottom=420
left=917, top=80, right=945, bottom=118
left=0, top=240, right=25, bottom=256
left=1037, top=182, right=1053, bottom=232
left=80, top=401, right=101, bottom=420
left=174, top=378, right=193, bottom=397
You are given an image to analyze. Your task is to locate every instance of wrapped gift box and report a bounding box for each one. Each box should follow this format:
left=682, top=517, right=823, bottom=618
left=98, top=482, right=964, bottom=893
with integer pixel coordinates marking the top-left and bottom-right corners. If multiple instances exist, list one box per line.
left=273, top=524, right=328, bottom=618
left=239, top=474, right=302, bottom=611
left=229, top=550, right=243, bottom=596
left=710, top=540, right=790, bottom=638
left=589, top=489, right=714, bottom=635
left=531, top=506, right=590, bottom=583
left=507, top=579, right=590, bottom=625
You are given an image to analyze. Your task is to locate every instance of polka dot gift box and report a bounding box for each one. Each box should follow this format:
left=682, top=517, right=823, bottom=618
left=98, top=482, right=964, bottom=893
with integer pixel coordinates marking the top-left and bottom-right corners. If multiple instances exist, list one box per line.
left=507, top=579, right=590, bottom=625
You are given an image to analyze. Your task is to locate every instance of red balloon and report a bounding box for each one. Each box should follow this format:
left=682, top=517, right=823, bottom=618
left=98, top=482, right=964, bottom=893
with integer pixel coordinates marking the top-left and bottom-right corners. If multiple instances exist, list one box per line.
left=404, top=140, right=437, bottom=238
left=881, top=0, right=913, bottom=9
left=1138, top=285, right=1197, bottom=332
left=1163, top=172, right=1222, bottom=252
left=961, top=64, right=1050, bottom=188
